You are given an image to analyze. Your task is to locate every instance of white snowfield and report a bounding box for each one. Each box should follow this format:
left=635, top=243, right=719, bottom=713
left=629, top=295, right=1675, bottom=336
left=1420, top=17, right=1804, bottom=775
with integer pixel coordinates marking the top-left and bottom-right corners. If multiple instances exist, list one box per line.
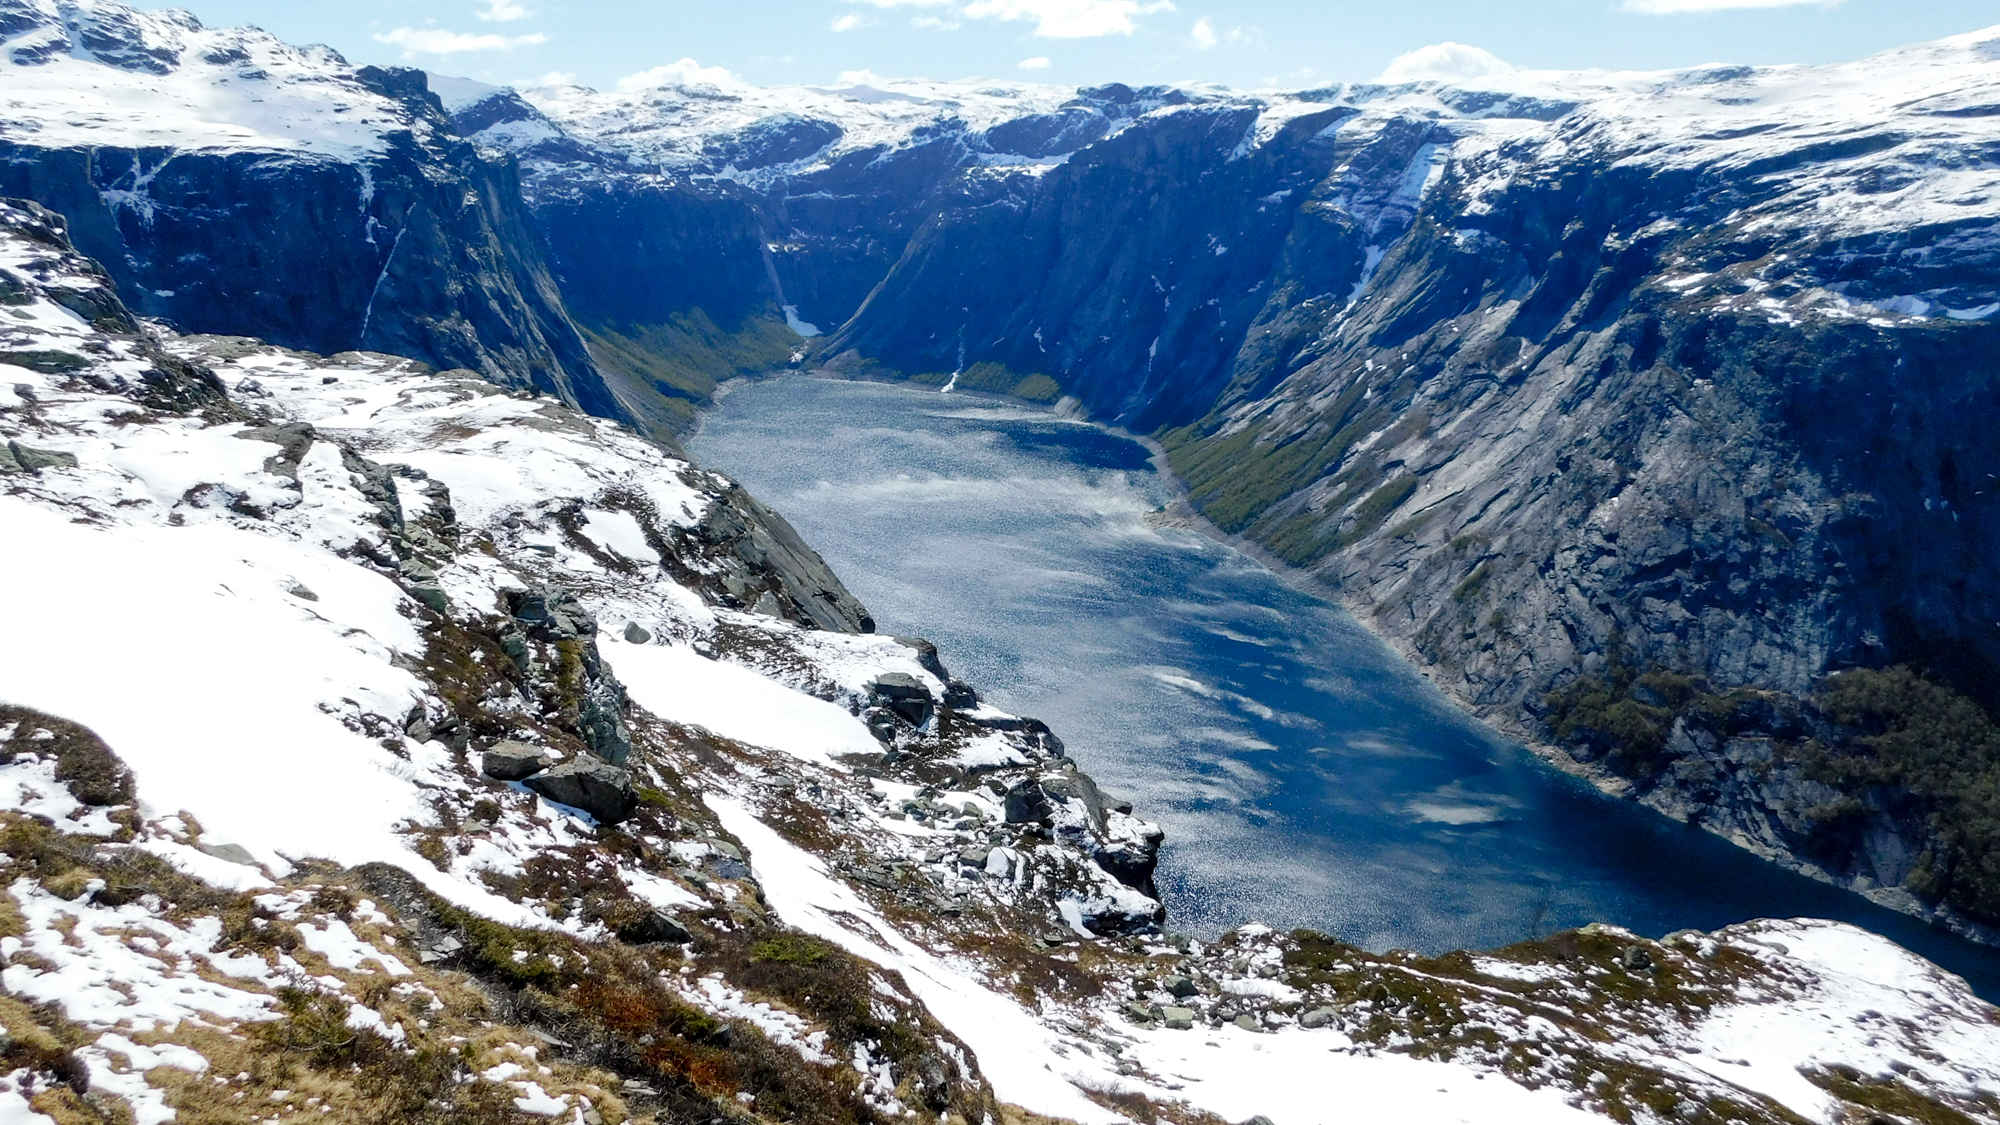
left=0, top=0, right=414, bottom=158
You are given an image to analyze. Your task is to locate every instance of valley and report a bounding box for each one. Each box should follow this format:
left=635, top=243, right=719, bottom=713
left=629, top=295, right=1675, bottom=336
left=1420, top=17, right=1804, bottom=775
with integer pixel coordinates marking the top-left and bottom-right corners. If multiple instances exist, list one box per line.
left=2, top=1, right=2000, bottom=1121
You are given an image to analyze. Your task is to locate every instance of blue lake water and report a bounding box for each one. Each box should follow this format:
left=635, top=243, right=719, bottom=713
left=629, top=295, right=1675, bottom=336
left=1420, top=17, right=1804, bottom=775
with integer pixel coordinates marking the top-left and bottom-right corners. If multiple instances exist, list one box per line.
left=689, top=373, right=2000, bottom=998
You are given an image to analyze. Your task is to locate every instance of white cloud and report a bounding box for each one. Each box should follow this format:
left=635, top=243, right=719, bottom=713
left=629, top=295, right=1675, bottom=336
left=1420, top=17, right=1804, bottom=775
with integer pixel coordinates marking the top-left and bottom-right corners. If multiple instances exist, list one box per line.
left=911, top=14, right=962, bottom=29
left=475, top=0, right=530, bottom=21
left=1188, top=15, right=1259, bottom=49
left=847, top=0, right=1174, bottom=38
left=1622, top=0, right=1837, bottom=11
left=1378, top=42, right=1514, bottom=83
left=526, top=69, right=576, bottom=86
left=835, top=68, right=895, bottom=86
left=831, top=12, right=865, bottom=30
left=372, top=27, right=547, bottom=56
left=615, top=58, right=742, bottom=91
left=1018, top=55, right=1051, bottom=68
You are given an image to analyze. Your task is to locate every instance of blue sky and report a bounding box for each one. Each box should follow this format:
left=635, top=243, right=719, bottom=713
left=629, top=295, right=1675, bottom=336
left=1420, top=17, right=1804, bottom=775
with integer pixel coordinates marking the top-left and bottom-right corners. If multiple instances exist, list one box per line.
left=142, top=0, right=2000, bottom=92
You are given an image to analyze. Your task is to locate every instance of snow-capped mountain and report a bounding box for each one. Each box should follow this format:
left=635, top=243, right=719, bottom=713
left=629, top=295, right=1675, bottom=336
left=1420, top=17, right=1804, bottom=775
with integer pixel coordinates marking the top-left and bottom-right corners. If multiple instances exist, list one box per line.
left=0, top=0, right=621, bottom=421
left=4, top=186, right=2000, bottom=1125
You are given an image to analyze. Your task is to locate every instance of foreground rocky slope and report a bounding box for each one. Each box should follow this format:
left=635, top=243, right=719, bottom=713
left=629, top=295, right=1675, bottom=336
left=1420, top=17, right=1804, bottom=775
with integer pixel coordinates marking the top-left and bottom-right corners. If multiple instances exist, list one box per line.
left=6, top=199, right=2000, bottom=1124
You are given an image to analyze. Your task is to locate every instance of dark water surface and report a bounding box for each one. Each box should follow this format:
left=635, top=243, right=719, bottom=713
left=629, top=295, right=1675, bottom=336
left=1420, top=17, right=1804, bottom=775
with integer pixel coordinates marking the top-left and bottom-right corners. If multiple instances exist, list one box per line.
left=690, top=374, right=2000, bottom=998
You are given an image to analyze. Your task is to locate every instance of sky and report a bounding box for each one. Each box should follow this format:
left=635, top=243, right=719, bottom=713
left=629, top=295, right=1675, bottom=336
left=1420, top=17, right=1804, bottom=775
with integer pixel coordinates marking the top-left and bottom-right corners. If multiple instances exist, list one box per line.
left=138, top=0, right=2000, bottom=93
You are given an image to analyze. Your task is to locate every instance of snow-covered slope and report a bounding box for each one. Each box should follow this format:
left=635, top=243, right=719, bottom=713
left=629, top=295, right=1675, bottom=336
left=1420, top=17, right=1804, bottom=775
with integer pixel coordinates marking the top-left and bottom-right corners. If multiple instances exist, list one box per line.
left=3, top=194, right=2000, bottom=1125
left=0, top=0, right=404, bottom=156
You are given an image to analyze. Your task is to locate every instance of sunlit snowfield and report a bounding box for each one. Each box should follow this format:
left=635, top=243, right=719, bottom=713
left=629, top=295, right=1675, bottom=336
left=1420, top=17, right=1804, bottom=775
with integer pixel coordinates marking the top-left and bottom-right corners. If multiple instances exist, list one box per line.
left=692, top=373, right=2000, bottom=995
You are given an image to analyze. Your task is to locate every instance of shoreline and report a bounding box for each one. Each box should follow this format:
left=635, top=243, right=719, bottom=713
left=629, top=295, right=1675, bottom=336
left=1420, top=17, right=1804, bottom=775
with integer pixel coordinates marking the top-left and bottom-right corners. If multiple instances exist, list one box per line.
left=1120, top=416, right=2000, bottom=952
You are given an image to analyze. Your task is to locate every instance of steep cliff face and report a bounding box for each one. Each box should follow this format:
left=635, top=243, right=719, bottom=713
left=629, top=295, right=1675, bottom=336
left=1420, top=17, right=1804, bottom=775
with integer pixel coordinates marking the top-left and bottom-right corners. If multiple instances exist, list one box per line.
left=0, top=0, right=621, bottom=419
left=443, top=74, right=1226, bottom=430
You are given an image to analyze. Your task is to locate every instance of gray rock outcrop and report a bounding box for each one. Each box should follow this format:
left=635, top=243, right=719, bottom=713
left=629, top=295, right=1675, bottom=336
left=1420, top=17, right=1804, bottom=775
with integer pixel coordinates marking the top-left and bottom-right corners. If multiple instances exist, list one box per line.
left=482, top=742, right=552, bottom=781
left=524, top=759, right=640, bottom=825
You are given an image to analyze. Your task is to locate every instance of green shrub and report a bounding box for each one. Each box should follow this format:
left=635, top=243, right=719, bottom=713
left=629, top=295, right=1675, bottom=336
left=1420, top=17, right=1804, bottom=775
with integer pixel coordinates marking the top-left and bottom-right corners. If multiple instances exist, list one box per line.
left=1011, top=374, right=1062, bottom=403
left=1812, top=666, right=2000, bottom=921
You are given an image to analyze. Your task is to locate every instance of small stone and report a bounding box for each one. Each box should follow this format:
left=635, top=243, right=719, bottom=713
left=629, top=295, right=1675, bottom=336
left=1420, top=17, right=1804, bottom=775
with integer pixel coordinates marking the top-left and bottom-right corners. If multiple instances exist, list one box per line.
left=623, top=620, right=652, bottom=644
left=1233, top=1013, right=1260, bottom=1032
left=482, top=741, right=551, bottom=781
left=617, top=910, right=693, bottom=945
left=1162, top=1007, right=1196, bottom=1030
left=959, top=848, right=991, bottom=867
left=198, top=841, right=258, bottom=866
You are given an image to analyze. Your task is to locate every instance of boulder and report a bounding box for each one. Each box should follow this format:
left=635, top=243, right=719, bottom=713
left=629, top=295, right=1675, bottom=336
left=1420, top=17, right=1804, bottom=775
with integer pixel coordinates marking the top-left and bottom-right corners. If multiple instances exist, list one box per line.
left=750, top=589, right=788, bottom=619
left=398, top=558, right=449, bottom=612
left=483, top=741, right=551, bottom=781
left=1233, top=1014, right=1261, bottom=1033
left=1002, top=778, right=1053, bottom=826
left=504, top=584, right=595, bottom=640
left=525, top=759, right=640, bottom=824
left=623, top=620, right=651, bottom=644
left=236, top=421, right=316, bottom=477
left=1162, top=1007, right=1196, bottom=1030
left=617, top=909, right=692, bottom=945
left=1161, top=974, right=1198, bottom=998
left=870, top=672, right=934, bottom=726
left=892, top=636, right=949, bottom=679
left=198, top=840, right=258, bottom=867
left=7, top=440, right=76, bottom=472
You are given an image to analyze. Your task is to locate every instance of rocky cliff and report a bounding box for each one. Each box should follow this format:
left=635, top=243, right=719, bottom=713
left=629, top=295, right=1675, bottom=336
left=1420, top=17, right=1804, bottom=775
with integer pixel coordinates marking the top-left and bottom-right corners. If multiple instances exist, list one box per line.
left=0, top=0, right=621, bottom=420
